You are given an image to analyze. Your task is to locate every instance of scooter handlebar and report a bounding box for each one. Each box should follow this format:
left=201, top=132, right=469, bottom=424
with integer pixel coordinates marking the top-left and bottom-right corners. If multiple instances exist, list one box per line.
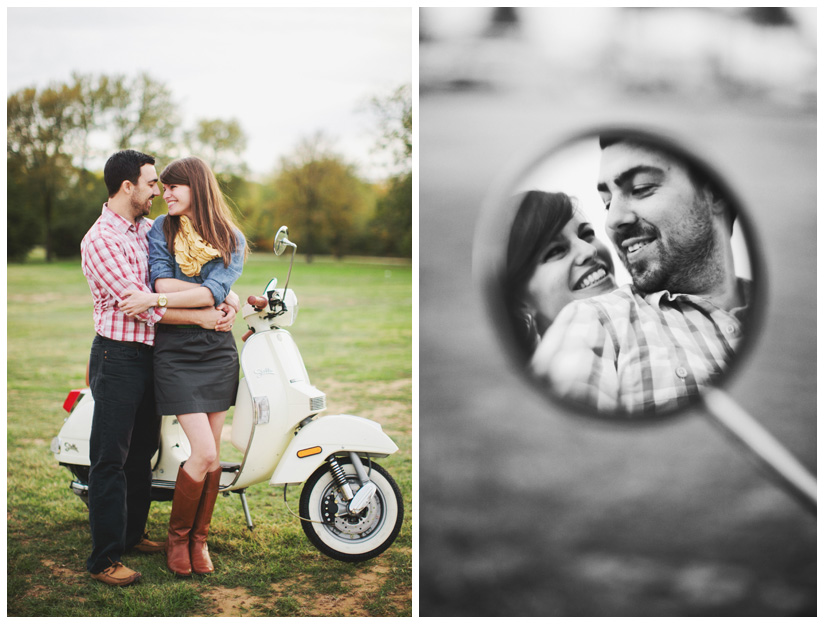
left=248, top=295, right=268, bottom=309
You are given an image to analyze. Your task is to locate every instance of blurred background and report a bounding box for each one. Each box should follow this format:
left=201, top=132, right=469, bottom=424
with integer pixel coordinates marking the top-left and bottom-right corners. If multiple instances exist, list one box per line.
left=7, top=7, right=412, bottom=262
left=419, top=7, right=816, bottom=617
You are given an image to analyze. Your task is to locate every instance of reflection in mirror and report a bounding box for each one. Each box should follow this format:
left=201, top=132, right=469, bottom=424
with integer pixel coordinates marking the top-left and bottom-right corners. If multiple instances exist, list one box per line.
left=487, top=129, right=759, bottom=420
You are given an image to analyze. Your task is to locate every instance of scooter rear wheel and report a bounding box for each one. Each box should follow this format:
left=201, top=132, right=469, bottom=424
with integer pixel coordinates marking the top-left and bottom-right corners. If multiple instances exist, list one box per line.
left=299, top=457, right=404, bottom=562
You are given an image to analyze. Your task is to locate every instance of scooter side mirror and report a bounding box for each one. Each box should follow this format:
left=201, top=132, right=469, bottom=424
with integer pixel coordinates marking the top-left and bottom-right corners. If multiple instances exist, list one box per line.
left=473, top=126, right=814, bottom=511
left=274, top=226, right=294, bottom=256
left=273, top=225, right=297, bottom=294
left=475, top=126, right=764, bottom=420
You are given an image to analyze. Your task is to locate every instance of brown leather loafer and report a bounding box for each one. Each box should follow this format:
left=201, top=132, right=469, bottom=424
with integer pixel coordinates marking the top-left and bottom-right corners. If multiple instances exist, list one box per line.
left=90, top=562, right=142, bottom=587
left=133, top=536, right=165, bottom=553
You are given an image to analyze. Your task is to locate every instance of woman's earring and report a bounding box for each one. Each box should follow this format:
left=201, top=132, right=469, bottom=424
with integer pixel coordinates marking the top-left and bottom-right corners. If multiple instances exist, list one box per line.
left=515, top=308, right=539, bottom=352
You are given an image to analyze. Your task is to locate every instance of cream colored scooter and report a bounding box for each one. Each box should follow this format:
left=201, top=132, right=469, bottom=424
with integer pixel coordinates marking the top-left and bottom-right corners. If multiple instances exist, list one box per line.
left=52, top=226, right=404, bottom=562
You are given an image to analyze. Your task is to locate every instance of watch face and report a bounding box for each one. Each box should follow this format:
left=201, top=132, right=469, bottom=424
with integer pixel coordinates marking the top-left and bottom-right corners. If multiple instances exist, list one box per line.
left=158, top=295, right=167, bottom=307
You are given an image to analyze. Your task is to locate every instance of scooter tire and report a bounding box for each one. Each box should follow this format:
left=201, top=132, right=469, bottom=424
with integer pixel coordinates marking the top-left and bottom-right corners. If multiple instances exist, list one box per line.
left=299, top=457, right=404, bottom=562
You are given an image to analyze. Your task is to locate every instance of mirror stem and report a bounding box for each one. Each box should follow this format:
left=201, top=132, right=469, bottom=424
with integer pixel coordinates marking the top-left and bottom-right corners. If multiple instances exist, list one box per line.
left=282, top=241, right=296, bottom=294
left=702, top=389, right=816, bottom=515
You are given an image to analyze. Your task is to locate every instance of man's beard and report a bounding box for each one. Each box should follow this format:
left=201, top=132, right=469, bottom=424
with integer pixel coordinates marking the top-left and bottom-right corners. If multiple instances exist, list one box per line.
left=621, top=205, right=719, bottom=295
left=130, top=194, right=151, bottom=220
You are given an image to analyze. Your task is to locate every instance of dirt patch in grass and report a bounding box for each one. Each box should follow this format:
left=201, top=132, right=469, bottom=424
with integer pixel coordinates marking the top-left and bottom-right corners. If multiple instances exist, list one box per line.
left=317, top=378, right=410, bottom=424
left=20, top=438, right=48, bottom=446
left=9, top=292, right=90, bottom=306
left=271, top=562, right=410, bottom=617
left=31, top=560, right=88, bottom=602
left=196, top=562, right=410, bottom=617
left=320, top=377, right=410, bottom=398
left=42, top=559, right=87, bottom=585
left=200, top=586, right=259, bottom=617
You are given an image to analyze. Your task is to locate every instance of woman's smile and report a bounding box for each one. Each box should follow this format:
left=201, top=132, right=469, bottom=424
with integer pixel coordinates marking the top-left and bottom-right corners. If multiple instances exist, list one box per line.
left=163, top=184, right=192, bottom=216
left=572, top=264, right=613, bottom=291
left=525, top=214, right=617, bottom=326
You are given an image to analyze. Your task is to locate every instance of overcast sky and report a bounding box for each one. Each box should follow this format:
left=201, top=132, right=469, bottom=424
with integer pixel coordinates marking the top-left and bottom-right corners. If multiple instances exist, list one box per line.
left=7, top=7, right=412, bottom=180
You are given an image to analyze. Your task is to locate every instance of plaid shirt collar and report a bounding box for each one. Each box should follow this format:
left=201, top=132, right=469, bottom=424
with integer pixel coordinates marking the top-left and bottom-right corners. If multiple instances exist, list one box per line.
left=639, top=277, right=751, bottom=315
left=100, top=203, right=151, bottom=235
left=531, top=277, right=753, bottom=417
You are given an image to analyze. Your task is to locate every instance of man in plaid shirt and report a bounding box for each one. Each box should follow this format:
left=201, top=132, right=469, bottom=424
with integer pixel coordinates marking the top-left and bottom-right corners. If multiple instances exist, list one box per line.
left=531, top=133, right=751, bottom=418
left=81, top=150, right=236, bottom=586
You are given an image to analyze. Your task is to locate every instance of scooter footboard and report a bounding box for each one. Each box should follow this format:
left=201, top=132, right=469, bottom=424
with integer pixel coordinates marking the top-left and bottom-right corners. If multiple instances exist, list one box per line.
left=269, top=414, right=398, bottom=486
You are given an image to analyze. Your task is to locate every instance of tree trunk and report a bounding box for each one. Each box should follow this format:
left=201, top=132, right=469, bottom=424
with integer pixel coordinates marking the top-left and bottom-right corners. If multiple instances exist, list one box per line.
left=44, top=186, right=53, bottom=263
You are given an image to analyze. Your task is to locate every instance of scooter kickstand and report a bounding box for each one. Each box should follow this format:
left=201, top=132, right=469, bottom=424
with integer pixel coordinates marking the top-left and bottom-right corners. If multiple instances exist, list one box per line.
left=235, top=489, right=254, bottom=530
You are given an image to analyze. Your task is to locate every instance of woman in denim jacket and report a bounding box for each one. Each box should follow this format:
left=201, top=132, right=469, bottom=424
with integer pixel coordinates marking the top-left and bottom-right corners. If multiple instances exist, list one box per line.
left=121, top=156, right=246, bottom=577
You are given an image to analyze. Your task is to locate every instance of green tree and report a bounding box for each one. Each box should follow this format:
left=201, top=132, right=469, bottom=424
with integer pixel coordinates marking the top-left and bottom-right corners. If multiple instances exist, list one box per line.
left=50, top=169, right=108, bottom=259
left=105, top=73, right=179, bottom=159
left=372, top=172, right=412, bottom=257
left=271, top=132, right=369, bottom=260
left=64, top=72, right=113, bottom=170
left=365, top=84, right=412, bottom=257
left=7, top=83, right=80, bottom=261
left=7, top=158, right=43, bottom=261
left=184, top=118, right=248, bottom=176
left=367, top=83, right=412, bottom=176
left=7, top=72, right=252, bottom=261
left=235, top=178, right=277, bottom=250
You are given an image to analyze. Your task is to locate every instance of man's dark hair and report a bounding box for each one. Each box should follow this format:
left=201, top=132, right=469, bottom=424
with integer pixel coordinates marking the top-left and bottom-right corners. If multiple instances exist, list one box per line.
left=103, top=149, right=156, bottom=197
left=599, top=131, right=736, bottom=230
left=598, top=131, right=717, bottom=197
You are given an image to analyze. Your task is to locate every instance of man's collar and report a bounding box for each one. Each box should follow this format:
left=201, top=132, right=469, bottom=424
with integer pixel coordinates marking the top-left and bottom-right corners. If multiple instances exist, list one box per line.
left=640, top=277, right=752, bottom=311
left=102, top=203, right=147, bottom=232
left=731, top=277, right=752, bottom=315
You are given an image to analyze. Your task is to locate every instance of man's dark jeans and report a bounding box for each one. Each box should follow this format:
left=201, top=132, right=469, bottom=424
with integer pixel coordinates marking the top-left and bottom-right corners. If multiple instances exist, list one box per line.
left=86, top=335, right=161, bottom=574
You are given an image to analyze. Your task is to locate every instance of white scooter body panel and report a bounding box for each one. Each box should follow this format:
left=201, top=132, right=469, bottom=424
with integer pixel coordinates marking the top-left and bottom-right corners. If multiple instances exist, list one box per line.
left=269, top=414, right=399, bottom=486
left=228, top=328, right=327, bottom=490
left=152, top=415, right=192, bottom=484
left=53, top=391, right=94, bottom=466
left=53, top=390, right=191, bottom=481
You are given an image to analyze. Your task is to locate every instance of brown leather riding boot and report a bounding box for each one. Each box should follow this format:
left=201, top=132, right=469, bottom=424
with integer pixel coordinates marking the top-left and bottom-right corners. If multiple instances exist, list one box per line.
left=166, top=466, right=205, bottom=576
left=190, top=468, right=221, bottom=574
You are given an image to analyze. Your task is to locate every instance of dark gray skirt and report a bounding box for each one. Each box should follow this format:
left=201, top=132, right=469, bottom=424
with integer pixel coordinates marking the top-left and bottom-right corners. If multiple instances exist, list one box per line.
left=154, top=325, right=240, bottom=415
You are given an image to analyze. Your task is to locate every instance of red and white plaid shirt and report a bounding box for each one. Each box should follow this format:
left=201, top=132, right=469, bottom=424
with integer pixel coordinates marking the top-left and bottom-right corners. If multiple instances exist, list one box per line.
left=531, top=280, right=751, bottom=417
left=81, top=204, right=165, bottom=345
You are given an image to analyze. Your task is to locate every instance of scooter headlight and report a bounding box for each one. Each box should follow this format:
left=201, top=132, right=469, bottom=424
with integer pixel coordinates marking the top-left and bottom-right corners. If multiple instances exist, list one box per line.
left=253, top=396, right=271, bottom=425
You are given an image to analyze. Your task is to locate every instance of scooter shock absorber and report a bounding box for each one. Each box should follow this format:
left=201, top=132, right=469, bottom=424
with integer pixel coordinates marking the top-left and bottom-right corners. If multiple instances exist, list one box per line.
left=327, top=456, right=355, bottom=501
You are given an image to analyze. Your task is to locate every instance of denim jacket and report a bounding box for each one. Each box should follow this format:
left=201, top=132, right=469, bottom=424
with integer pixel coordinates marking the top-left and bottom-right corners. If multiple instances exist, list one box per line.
left=147, top=214, right=245, bottom=305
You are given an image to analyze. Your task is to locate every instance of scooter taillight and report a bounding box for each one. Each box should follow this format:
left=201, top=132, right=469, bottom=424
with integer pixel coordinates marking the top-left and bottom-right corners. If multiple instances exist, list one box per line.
left=63, top=389, right=84, bottom=413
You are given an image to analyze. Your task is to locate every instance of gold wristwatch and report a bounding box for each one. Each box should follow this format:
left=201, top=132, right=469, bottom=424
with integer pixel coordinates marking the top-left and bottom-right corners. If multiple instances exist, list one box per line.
left=157, top=294, right=168, bottom=307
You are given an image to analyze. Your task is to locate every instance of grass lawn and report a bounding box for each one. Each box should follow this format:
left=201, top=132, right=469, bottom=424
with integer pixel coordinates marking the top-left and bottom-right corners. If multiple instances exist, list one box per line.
left=7, top=251, right=412, bottom=617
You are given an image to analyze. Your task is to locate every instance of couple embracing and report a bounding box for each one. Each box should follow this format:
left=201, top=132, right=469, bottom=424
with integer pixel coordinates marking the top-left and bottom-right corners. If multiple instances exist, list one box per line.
left=81, top=149, right=247, bottom=585
left=506, top=132, right=750, bottom=417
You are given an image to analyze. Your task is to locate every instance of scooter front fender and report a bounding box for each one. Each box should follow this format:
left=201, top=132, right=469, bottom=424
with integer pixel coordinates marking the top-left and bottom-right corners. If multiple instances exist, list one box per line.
left=269, top=414, right=398, bottom=486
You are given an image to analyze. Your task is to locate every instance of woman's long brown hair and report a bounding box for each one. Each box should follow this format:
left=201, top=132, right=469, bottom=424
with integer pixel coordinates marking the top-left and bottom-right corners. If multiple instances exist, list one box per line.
left=159, top=156, right=247, bottom=267
left=503, top=190, right=575, bottom=357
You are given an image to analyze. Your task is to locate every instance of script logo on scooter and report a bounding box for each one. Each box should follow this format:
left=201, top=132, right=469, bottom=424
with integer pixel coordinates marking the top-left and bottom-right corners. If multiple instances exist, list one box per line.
left=255, top=367, right=276, bottom=378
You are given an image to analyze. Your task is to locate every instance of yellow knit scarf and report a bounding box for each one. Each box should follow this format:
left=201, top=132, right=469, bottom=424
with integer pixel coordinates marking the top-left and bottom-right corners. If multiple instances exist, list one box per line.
left=173, top=216, right=221, bottom=277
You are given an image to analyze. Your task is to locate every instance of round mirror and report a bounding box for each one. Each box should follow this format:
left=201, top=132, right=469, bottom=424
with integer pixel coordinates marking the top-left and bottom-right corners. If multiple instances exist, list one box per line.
left=273, top=225, right=292, bottom=256
left=474, top=127, right=764, bottom=421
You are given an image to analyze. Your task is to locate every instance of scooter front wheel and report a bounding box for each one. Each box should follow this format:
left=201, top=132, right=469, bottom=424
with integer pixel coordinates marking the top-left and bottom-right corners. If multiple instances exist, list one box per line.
left=299, top=457, right=404, bottom=562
